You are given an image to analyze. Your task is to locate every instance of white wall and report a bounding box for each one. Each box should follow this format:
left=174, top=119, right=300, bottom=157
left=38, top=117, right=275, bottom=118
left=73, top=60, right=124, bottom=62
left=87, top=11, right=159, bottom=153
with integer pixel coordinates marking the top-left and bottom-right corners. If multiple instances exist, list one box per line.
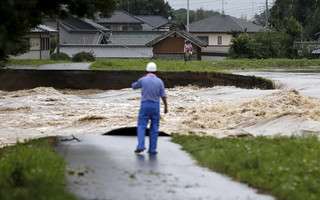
left=194, top=33, right=231, bottom=46
left=11, top=33, right=51, bottom=60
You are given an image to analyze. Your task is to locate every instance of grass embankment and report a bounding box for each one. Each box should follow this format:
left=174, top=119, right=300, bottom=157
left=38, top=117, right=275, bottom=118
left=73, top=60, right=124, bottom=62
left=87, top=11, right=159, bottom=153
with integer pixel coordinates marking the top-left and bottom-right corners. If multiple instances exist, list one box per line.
left=172, top=135, right=320, bottom=200
left=0, top=138, right=77, bottom=200
left=90, top=58, right=320, bottom=71
left=7, top=58, right=320, bottom=71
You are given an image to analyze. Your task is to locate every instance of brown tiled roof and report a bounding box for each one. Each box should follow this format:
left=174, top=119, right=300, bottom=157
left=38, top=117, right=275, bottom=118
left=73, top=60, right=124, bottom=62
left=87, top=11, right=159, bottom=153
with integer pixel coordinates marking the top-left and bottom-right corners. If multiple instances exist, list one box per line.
left=146, top=29, right=208, bottom=47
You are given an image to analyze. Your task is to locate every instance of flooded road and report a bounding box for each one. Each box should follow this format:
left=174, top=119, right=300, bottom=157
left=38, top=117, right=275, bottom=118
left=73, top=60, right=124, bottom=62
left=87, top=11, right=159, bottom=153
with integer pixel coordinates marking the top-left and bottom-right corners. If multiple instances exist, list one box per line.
left=1, top=70, right=320, bottom=147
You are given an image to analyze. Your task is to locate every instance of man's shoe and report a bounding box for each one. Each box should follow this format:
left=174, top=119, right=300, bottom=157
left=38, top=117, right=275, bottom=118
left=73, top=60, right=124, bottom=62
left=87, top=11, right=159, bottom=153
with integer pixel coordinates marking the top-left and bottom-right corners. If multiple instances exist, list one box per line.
left=148, top=151, right=158, bottom=155
left=134, top=149, right=144, bottom=153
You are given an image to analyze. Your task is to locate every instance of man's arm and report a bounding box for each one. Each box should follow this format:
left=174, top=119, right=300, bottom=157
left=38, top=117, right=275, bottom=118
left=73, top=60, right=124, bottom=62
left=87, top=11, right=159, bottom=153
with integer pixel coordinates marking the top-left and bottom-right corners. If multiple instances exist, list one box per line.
left=132, top=79, right=142, bottom=89
left=161, top=96, right=168, bottom=114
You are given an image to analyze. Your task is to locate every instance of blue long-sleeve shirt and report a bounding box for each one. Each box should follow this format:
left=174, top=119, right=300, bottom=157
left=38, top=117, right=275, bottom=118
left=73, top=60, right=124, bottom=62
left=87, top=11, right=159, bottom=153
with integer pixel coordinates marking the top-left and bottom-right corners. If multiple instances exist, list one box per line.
left=132, top=73, right=166, bottom=103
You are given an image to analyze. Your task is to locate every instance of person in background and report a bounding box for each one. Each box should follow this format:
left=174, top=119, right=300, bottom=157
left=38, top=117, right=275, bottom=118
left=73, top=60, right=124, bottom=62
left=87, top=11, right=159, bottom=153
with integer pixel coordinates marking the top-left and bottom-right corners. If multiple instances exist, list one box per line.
left=184, top=40, right=193, bottom=62
left=132, top=62, right=168, bottom=154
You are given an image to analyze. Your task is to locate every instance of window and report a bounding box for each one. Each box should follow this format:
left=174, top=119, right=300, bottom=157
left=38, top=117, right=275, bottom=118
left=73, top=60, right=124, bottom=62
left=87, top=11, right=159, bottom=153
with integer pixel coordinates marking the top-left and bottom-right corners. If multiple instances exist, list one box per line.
left=218, top=36, right=222, bottom=45
left=123, top=26, right=134, bottom=31
left=112, top=26, right=119, bottom=31
left=41, top=37, right=50, bottom=50
left=198, top=36, right=209, bottom=44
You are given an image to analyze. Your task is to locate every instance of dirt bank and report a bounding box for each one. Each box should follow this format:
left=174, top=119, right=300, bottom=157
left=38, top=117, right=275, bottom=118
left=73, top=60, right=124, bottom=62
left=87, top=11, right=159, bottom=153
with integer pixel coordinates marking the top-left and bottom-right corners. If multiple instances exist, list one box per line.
left=0, top=69, right=273, bottom=91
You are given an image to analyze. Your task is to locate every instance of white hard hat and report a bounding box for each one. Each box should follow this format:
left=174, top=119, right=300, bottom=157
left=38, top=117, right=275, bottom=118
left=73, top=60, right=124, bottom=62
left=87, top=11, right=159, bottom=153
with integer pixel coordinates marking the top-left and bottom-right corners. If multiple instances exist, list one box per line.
left=146, top=62, right=157, bottom=72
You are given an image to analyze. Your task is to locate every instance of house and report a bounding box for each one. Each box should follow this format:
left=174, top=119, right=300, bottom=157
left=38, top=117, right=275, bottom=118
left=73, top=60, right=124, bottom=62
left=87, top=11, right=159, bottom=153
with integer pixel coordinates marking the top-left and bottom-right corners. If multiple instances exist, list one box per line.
left=95, top=10, right=144, bottom=31
left=95, top=10, right=173, bottom=32
left=107, top=31, right=164, bottom=45
left=45, top=16, right=109, bottom=45
left=136, top=15, right=173, bottom=31
left=189, top=14, right=263, bottom=61
left=146, top=26, right=208, bottom=60
left=316, top=32, right=320, bottom=42
left=11, top=25, right=57, bottom=60
left=58, top=44, right=153, bottom=59
left=312, top=48, right=320, bottom=58
left=59, top=31, right=163, bottom=59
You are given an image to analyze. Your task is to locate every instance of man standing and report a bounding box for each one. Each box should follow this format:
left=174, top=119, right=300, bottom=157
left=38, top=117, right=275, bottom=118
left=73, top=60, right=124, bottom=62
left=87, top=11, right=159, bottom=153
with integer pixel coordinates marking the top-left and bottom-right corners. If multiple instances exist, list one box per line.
left=132, top=62, right=168, bottom=154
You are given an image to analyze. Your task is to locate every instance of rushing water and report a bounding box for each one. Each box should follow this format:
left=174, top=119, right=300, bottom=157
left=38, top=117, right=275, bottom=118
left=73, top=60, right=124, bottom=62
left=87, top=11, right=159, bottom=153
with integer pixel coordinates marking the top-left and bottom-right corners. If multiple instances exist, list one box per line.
left=1, top=70, right=320, bottom=147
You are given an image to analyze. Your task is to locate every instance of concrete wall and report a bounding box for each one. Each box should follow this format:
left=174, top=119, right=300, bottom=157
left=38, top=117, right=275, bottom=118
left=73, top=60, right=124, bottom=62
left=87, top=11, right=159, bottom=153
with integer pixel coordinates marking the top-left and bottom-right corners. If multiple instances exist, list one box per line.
left=0, top=69, right=274, bottom=91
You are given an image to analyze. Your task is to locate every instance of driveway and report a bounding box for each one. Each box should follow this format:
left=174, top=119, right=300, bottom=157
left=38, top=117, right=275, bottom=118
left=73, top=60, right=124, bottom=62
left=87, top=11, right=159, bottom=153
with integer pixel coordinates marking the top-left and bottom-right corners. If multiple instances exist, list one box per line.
left=7, top=63, right=92, bottom=70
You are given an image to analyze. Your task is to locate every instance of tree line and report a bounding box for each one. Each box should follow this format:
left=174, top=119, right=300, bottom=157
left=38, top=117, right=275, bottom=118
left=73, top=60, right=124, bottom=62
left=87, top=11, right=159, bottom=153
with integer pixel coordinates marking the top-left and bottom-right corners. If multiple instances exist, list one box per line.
left=231, top=0, right=320, bottom=59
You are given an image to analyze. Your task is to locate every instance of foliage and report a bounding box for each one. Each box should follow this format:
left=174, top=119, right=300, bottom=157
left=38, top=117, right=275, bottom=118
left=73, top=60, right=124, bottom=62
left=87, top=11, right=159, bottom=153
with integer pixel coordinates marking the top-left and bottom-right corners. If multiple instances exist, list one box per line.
left=230, top=29, right=301, bottom=59
left=268, top=0, right=320, bottom=40
left=50, top=37, right=57, bottom=54
left=282, top=16, right=302, bottom=40
left=90, top=58, right=320, bottom=71
left=116, top=0, right=172, bottom=17
left=229, top=33, right=258, bottom=59
left=50, top=52, right=71, bottom=61
left=172, top=8, right=219, bottom=24
left=172, top=135, right=320, bottom=200
left=304, top=7, right=320, bottom=40
left=0, top=137, right=77, bottom=200
left=72, top=51, right=95, bottom=62
left=0, top=0, right=116, bottom=63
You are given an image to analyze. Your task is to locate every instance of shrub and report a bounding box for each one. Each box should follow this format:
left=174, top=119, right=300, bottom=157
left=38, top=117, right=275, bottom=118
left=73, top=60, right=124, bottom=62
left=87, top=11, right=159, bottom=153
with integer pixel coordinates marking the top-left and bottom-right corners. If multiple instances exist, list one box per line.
left=72, top=51, right=95, bottom=62
left=50, top=52, right=71, bottom=61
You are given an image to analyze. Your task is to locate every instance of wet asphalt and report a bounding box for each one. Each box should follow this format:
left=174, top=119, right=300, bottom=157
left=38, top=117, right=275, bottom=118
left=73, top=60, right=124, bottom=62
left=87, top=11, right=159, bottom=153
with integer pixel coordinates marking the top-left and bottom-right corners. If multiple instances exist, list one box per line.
left=55, top=135, right=274, bottom=200
left=7, top=63, right=91, bottom=70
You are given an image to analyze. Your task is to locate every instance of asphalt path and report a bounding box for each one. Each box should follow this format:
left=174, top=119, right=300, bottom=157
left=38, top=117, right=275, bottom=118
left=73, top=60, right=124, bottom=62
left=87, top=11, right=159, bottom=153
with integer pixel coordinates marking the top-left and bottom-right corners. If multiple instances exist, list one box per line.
left=7, top=63, right=91, bottom=70
left=56, top=135, right=274, bottom=200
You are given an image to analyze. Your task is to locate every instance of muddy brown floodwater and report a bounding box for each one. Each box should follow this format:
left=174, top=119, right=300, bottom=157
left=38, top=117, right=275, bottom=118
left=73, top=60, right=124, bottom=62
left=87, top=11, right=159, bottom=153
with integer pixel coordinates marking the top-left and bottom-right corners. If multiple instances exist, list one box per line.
left=1, top=71, right=320, bottom=147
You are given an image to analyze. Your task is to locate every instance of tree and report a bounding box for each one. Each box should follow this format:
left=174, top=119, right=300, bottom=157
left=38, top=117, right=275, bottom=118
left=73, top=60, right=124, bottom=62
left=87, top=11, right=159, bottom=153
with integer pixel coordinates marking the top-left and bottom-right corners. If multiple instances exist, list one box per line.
left=229, top=33, right=258, bottom=59
left=268, top=0, right=319, bottom=39
left=305, top=7, right=320, bottom=40
left=172, top=8, right=218, bottom=24
left=0, top=0, right=116, bottom=65
left=116, top=0, right=172, bottom=17
left=229, top=29, right=300, bottom=59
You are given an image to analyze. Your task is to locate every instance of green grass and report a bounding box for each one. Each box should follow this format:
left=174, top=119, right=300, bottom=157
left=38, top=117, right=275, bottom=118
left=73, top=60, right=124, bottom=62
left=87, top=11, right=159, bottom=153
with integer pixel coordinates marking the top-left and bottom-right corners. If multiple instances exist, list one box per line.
left=7, top=58, right=320, bottom=71
left=172, top=134, right=320, bottom=200
left=90, top=58, right=320, bottom=71
left=0, top=138, right=77, bottom=200
left=8, top=59, right=72, bottom=66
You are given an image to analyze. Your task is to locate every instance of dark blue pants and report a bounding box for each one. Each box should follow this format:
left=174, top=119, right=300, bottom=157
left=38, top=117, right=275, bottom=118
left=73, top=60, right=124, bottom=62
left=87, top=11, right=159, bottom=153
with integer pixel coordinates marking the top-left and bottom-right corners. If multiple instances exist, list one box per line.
left=136, top=102, right=160, bottom=153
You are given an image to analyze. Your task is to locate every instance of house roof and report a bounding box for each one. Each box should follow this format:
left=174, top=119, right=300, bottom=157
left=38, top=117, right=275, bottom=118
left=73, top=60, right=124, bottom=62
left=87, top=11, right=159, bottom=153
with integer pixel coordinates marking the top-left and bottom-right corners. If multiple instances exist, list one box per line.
left=136, top=15, right=170, bottom=30
left=189, top=14, right=263, bottom=33
left=146, top=29, right=208, bottom=47
left=44, top=17, right=108, bottom=45
left=44, top=17, right=109, bottom=32
left=60, top=44, right=153, bottom=58
left=312, top=48, right=320, bottom=54
left=108, top=31, right=165, bottom=45
left=59, top=24, right=104, bottom=44
left=31, top=25, right=57, bottom=33
left=60, top=16, right=109, bottom=32
left=95, top=10, right=143, bottom=24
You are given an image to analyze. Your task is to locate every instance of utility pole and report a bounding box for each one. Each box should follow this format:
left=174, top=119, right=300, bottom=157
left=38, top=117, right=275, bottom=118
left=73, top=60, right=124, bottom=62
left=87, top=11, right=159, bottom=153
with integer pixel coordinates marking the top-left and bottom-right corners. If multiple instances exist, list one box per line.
left=187, top=0, right=189, bottom=31
left=222, top=0, right=225, bottom=15
left=265, top=0, right=268, bottom=28
left=56, top=18, right=60, bottom=60
left=252, top=2, right=254, bottom=18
